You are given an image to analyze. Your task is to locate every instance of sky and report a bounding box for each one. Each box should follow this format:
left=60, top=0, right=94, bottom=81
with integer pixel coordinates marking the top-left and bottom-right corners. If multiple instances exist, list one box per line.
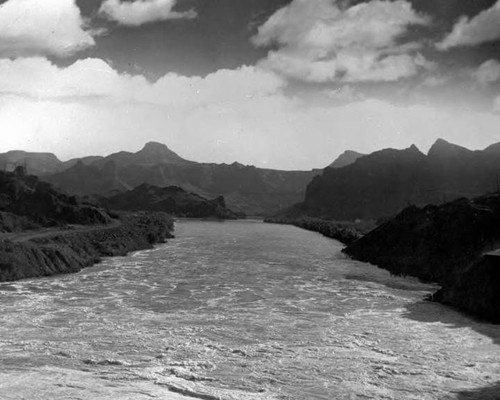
left=0, top=0, right=499, bottom=170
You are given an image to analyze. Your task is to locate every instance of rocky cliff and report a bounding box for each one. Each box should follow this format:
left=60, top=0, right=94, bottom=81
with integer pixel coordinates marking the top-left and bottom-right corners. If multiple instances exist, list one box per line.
left=433, top=254, right=500, bottom=323
left=344, top=193, right=500, bottom=322
left=296, top=139, right=500, bottom=221
left=0, top=168, right=111, bottom=229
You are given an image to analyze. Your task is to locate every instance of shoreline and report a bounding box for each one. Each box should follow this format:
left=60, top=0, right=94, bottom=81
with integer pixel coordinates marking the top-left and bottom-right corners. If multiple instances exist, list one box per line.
left=343, top=198, right=500, bottom=324
left=265, top=212, right=500, bottom=324
left=0, top=212, right=174, bottom=282
left=264, top=216, right=369, bottom=245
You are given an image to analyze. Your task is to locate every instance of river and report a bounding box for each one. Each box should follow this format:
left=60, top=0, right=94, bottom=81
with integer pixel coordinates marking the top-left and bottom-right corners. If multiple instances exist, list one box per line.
left=0, top=220, right=499, bottom=399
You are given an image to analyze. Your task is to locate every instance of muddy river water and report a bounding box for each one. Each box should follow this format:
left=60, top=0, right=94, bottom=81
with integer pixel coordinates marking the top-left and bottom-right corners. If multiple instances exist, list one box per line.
left=0, top=220, right=498, bottom=399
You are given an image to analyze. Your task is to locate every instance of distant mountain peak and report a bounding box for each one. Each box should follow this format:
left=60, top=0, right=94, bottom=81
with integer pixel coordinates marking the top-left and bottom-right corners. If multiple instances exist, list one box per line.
left=1, top=150, right=60, bottom=162
left=0, top=150, right=62, bottom=176
left=434, top=138, right=449, bottom=145
left=404, top=144, right=426, bottom=158
left=428, top=138, right=471, bottom=158
left=329, top=150, right=365, bottom=169
left=367, top=144, right=425, bottom=160
left=135, top=141, right=186, bottom=164
left=142, top=141, right=170, bottom=151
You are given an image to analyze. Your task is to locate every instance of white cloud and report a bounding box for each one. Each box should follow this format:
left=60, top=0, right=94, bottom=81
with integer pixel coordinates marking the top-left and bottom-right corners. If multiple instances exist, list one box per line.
left=139, top=66, right=285, bottom=106
left=437, top=1, right=500, bottom=50
left=0, top=0, right=95, bottom=57
left=99, top=0, right=196, bottom=26
left=473, top=59, right=500, bottom=85
left=252, top=0, right=430, bottom=83
left=0, top=57, right=154, bottom=100
left=0, top=57, right=283, bottom=106
left=0, top=57, right=499, bottom=169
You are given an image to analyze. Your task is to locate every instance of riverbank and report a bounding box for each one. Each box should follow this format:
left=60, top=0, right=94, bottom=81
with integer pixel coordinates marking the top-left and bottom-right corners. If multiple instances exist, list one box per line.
left=264, top=216, right=372, bottom=245
left=344, top=195, right=500, bottom=323
left=0, top=212, right=174, bottom=282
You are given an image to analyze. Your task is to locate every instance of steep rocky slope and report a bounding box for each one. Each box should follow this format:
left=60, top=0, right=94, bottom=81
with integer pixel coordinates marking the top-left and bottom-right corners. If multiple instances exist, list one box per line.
left=102, top=184, right=244, bottom=219
left=0, top=167, right=111, bottom=229
left=305, top=145, right=429, bottom=220
left=328, top=150, right=365, bottom=169
left=344, top=193, right=500, bottom=322
left=433, top=253, right=500, bottom=323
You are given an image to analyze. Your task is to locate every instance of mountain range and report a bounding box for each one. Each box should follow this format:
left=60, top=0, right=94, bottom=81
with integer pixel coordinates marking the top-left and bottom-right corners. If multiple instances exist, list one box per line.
left=297, top=139, right=500, bottom=221
left=1, top=143, right=320, bottom=216
left=4, top=138, right=500, bottom=219
left=0, top=151, right=103, bottom=176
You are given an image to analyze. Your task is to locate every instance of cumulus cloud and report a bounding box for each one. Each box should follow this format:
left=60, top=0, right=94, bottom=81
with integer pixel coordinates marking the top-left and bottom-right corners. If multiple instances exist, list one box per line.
left=473, top=59, right=500, bottom=85
left=252, top=0, right=431, bottom=83
left=437, top=1, right=500, bottom=50
left=0, top=57, right=151, bottom=100
left=0, top=57, right=499, bottom=169
left=99, top=0, right=196, bottom=26
left=0, top=0, right=95, bottom=57
left=0, top=57, right=283, bottom=106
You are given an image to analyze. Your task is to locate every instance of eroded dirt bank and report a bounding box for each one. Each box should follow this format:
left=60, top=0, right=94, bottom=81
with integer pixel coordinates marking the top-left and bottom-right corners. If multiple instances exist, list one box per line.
left=0, top=212, right=174, bottom=282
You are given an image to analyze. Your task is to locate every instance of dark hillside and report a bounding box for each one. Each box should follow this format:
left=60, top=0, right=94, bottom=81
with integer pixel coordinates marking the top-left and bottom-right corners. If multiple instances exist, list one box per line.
left=344, top=193, right=500, bottom=322
left=0, top=167, right=111, bottom=229
left=102, top=184, right=244, bottom=219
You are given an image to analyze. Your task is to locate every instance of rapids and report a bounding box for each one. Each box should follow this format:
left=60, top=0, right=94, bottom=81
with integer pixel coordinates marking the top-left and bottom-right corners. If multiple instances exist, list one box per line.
left=0, top=220, right=498, bottom=399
